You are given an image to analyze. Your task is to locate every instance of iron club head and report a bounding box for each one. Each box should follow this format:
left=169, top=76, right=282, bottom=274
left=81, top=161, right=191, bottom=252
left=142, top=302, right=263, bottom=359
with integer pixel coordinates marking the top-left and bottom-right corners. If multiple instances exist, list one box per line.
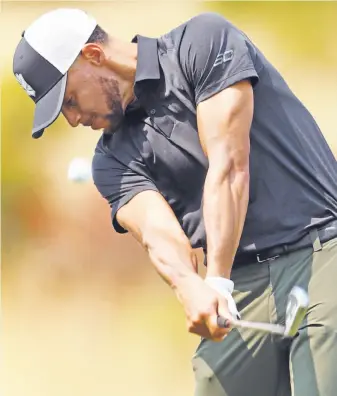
left=284, top=286, right=309, bottom=337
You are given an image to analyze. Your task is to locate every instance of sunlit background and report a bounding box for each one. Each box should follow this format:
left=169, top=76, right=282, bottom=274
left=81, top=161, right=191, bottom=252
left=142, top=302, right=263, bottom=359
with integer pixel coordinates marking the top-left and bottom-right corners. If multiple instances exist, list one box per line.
left=2, top=2, right=337, bottom=395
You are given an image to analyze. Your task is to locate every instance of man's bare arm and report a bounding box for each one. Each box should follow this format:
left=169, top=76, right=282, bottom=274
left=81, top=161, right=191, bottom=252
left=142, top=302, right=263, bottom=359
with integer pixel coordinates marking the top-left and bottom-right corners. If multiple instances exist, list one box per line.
left=116, top=190, right=232, bottom=340
left=197, top=80, right=253, bottom=278
left=116, top=190, right=198, bottom=288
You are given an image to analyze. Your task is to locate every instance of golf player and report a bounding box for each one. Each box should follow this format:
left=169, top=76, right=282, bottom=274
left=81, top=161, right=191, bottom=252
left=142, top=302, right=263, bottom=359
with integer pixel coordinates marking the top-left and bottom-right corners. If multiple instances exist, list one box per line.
left=13, top=8, right=337, bottom=396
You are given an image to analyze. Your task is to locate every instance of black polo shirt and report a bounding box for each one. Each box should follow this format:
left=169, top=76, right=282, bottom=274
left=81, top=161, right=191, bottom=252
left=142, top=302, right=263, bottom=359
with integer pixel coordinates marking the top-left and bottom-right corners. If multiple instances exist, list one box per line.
left=92, top=12, right=337, bottom=259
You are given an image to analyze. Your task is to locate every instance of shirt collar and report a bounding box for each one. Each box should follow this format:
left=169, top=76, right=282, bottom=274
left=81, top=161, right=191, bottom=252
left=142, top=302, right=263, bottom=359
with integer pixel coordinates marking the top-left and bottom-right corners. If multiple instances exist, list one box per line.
left=132, top=35, right=160, bottom=83
left=102, top=35, right=160, bottom=143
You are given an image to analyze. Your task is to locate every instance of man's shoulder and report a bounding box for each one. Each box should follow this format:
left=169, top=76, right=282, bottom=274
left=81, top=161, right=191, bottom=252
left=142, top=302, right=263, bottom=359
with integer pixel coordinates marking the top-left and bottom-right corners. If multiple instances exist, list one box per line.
left=165, top=12, right=230, bottom=32
left=92, top=134, right=127, bottom=192
left=92, top=126, right=147, bottom=173
left=183, top=12, right=230, bottom=27
left=161, top=13, right=231, bottom=38
left=92, top=133, right=122, bottom=171
left=94, top=133, right=106, bottom=155
left=92, top=135, right=112, bottom=175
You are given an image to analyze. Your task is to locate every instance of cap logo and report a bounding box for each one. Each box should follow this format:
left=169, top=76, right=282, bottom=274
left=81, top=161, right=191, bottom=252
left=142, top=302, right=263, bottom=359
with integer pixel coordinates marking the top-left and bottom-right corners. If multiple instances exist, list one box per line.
left=15, top=73, right=36, bottom=97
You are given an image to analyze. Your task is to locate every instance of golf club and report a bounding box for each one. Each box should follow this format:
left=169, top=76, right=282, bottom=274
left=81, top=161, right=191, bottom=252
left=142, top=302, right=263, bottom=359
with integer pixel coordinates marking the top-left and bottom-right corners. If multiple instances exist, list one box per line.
left=218, top=286, right=309, bottom=337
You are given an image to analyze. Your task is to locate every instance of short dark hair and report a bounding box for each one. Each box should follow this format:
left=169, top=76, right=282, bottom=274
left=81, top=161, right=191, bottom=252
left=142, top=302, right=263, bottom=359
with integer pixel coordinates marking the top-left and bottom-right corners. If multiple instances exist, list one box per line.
left=86, top=25, right=108, bottom=44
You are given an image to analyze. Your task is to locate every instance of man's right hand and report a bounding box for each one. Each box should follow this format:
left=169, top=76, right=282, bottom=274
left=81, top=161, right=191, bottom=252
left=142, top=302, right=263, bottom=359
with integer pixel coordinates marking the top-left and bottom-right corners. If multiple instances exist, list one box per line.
left=174, top=273, right=236, bottom=341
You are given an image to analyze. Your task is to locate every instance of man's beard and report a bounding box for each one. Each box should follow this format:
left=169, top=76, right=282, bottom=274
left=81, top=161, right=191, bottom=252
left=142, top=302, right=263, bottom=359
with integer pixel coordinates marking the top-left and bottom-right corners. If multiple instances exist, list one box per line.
left=100, top=76, right=124, bottom=134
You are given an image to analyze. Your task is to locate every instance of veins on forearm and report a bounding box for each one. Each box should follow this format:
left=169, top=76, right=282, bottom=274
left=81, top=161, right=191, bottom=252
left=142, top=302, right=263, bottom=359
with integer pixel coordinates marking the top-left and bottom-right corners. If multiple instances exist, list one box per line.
left=203, top=162, right=249, bottom=276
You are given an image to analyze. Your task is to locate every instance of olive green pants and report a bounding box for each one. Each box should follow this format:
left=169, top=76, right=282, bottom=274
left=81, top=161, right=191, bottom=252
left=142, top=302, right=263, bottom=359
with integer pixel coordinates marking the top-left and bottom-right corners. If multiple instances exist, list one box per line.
left=193, top=236, right=337, bottom=396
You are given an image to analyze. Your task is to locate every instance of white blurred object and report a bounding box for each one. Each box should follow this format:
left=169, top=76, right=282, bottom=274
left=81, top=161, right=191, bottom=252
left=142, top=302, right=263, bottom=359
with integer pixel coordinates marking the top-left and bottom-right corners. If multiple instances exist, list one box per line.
left=67, top=157, right=92, bottom=182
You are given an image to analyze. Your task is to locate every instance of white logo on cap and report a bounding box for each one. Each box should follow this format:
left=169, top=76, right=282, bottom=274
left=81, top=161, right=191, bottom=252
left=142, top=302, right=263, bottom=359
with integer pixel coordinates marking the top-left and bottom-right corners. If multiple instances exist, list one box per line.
left=15, top=73, right=36, bottom=97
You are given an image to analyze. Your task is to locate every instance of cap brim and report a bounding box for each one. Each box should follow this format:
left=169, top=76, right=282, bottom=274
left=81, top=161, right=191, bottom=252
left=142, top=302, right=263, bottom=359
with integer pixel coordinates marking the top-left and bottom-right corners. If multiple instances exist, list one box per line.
left=32, top=74, right=68, bottom=139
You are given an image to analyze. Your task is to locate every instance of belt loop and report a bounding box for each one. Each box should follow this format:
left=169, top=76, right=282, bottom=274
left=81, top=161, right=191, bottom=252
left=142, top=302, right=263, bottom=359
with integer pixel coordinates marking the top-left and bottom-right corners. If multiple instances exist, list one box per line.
left=309, top=228, right=322, bottom=252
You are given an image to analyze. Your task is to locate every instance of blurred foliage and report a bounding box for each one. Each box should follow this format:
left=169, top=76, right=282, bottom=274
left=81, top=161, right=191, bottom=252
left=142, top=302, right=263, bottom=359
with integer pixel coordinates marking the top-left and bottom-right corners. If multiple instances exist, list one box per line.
left=1, top=2, right=336, bottom=396
left=204, top=1, right=337, bottom=63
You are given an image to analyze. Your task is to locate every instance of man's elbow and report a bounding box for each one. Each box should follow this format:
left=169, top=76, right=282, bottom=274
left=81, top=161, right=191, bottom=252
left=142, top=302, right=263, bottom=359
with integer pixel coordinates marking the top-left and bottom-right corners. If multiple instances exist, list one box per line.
left=233, top=165, right=250, bottom=199
left=142, top=226, right=192, bottom=259
left=208, top=150, right=250, bottom=188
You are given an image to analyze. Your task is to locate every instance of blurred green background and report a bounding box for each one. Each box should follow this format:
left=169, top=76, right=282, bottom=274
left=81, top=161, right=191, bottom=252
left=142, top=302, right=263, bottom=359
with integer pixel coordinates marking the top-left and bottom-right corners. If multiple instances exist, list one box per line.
left=1, top=2, right=337, bottom=395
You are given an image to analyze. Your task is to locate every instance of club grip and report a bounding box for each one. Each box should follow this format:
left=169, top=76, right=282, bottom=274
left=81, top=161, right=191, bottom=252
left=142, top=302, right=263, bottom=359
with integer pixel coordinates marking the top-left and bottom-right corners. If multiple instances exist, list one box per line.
left=217, top=316, right=231, bottom=328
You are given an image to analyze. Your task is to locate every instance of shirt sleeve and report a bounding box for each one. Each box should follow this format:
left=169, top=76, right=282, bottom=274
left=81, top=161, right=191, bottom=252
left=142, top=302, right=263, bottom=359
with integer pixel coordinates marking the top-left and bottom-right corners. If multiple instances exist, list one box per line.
left=179, top=13, right=259, bottom=105
left=92, top=151, right=159, bottom=234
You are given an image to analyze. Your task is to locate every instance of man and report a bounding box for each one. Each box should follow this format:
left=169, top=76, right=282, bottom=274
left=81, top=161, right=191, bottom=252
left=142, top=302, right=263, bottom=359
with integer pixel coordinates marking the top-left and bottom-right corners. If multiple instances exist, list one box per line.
left=13, top=8, right=337, bottom=396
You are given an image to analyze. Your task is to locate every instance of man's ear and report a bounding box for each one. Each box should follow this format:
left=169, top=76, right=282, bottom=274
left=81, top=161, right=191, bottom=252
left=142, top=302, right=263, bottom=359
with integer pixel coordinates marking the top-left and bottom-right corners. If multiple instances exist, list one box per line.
left=81, top=43, right=106, bottom=66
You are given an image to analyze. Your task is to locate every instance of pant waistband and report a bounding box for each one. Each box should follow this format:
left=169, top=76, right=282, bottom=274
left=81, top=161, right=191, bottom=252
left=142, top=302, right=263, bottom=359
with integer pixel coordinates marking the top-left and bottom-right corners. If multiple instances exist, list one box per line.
left=233, top=220, right=337, bottom=266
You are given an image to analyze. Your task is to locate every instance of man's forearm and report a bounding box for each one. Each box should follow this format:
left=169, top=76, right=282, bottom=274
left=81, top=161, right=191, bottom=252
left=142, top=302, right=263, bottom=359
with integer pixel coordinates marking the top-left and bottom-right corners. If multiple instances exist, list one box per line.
left=195, top=80, right=253, bottom=278
left=203, top=163, right=249, bottom=278
left=141, top=228, right=199, bottom=290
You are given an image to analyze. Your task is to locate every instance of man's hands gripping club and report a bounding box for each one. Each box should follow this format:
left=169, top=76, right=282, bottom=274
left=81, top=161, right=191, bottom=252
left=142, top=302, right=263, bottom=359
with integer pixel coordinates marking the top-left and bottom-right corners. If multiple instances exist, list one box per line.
left=116, top=190, right=240, bottom=341
left=175, top=274, right=240, bottom=340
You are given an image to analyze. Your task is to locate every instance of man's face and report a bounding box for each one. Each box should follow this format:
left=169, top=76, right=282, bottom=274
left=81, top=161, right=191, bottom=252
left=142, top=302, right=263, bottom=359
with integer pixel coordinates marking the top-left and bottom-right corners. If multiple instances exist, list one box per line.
left=62, top=49, right=124, bottom=133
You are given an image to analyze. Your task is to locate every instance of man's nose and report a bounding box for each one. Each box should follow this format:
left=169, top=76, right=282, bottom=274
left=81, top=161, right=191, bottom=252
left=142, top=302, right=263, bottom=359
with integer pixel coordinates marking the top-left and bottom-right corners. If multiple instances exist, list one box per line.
left=62, top=108, right=81, bottom=128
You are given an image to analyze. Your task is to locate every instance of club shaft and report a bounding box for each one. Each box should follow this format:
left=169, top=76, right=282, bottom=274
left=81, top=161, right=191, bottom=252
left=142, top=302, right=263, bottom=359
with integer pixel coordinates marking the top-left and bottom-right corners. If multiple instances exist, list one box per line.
left=233, top=319, right=286, bottom=335
left=218, top=317, right=286, bottom=335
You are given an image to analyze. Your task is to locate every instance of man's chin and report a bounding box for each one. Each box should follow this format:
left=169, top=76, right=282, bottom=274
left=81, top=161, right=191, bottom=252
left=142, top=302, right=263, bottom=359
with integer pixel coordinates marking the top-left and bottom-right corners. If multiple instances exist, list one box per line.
left=90, top=124, right=103, bottom=131
left=91, top=118, right=112, bottom=131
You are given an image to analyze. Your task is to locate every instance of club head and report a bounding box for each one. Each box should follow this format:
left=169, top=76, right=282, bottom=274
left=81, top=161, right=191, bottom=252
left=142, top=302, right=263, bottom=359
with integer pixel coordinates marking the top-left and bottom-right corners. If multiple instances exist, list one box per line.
left=284, top=286, right=309, bottom=337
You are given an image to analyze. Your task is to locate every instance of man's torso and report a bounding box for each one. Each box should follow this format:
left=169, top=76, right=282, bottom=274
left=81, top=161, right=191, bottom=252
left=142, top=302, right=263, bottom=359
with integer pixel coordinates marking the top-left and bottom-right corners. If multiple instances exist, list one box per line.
left=93, top=13, right=337, bottom=256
